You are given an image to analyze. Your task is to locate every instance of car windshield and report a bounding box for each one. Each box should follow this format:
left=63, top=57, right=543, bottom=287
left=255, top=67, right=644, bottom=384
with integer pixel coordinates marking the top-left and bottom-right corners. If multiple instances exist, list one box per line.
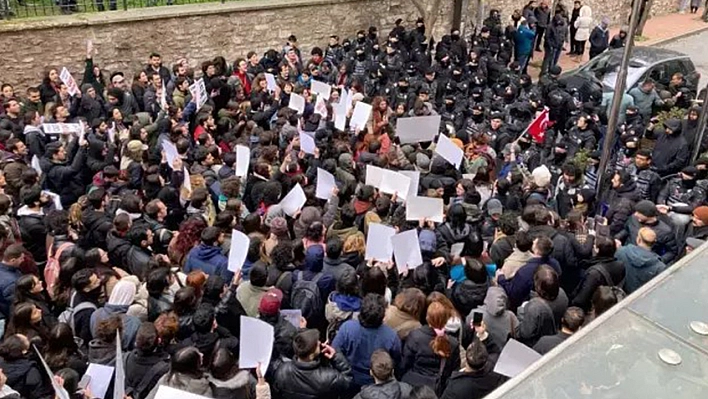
left=580, top=53, right=646, bottom=92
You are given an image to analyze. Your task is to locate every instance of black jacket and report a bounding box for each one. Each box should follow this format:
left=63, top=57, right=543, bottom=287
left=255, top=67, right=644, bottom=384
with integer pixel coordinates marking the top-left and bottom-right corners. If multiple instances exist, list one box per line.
left=571, top=257, right=626, bottom=311
left=18, top=207, right=47, bottom=264
left=652, top=121, right=689, bottom=177
left=450, top=280, right=488, bottom=319
left=616, top=216, right=679, bottom=264
left=440, top=362, right=506, bottom=399
left=528, top=225, right=578, bottom=292
left=40, top=144, right=87, bottom=208
left=273, top=352, right=353, bottom=399
left=81, top=207, right=113, bottom=250
left=354, top=379, right=413, bottom=399
left=124, top=349, right=170, bottom=399
left=0, top=357, right=52, bottom=399
left=400, top=326, right=460, bottom=393
left=605, top=181, right=640, bottom=236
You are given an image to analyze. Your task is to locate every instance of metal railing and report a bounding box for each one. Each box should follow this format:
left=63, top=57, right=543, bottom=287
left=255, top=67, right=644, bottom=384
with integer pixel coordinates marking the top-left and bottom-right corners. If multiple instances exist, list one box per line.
left=0, top=0, right=227, bottom=19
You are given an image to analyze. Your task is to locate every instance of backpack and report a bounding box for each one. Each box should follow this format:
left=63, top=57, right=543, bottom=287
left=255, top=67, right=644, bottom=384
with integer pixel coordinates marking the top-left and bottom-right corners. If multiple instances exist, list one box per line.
left=58, top=291, right=98, bottom=333
left=291, top=271, right=324, bottom=321
left=592, top=262, right=627, bottom=297
left=44, top=242, right=74, bottom=300
left=325, top=310, right=357, bottom=343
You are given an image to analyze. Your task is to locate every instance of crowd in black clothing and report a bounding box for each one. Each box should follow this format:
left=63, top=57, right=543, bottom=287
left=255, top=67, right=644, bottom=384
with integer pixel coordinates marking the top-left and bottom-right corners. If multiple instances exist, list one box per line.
left=0, top=3, right=705, bottom=399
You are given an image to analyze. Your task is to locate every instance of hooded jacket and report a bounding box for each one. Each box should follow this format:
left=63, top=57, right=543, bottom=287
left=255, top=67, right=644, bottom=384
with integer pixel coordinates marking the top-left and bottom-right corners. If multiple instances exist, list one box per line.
left=0, top=357, right=51, bottom=399
left=616, top=244, right=667, bottom=293
left=322, top=257, right=356, bottom=283
left=236, top=282, right=271, bottom=317
left=450, top=279, right=489, bottom=319
left=145, top=372, right=213, bottom=399
left=615, top=216, right=678, bottom=264
left=515, top=289, right=568, bottom=348
left=185, top=244, right=233, bottom=283
left=464, top=287, right=518, bottom=350
left=652, top=119, right=689, bottom=176
left=40, top=144, right=87, bottom=208
left=354, top=379, right=413, bottom=399
left=499, top=249, right=533, bottom=280
left=90, top=304, right=142, bottom=350
left=384, top=306, right=422, bottom=342
left=606, top=180, right=641, bottom=236
left=208, top=370, right=256, bottom=399
left=573, top=6, right=593, bottom=41
left=332, top=319, right=402, bottom=387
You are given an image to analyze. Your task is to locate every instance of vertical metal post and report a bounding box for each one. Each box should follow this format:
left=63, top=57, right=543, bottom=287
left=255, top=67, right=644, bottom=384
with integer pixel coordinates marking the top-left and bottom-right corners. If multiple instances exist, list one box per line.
left=596, top=0, right=642, bottom=197
left=123, top=0, right=127, bottom=11
left=692, top=82, right=708, bottom=161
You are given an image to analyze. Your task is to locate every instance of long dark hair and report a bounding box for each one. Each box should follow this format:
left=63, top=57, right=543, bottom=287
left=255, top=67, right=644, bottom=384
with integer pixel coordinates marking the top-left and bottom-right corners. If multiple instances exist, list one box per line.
left=45, top=323, right=81, bottom=371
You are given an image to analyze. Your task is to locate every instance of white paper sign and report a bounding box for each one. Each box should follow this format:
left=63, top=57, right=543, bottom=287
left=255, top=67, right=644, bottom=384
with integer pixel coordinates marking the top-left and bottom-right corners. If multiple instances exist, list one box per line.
left=451, top=243, right=465, bottom=258
left=280, top=184, right=306, bottom=216
left=154, top=386, right=211, bottom=399
left=281, top=309, right=302, bottom=328
left=265, top=73, right=278, bottom=92
left=435, top=135, right=464, bottom=168
left=299, top=131, right=316, bottom=155
left=288, top=93, right=306, bottom=114
left=365, top=223, right=396, bottom=261
left=406, top=196, right=444, bottom=223
left=391, top=229, right=424, bottom=273
left=334, top=89, right=349, bottom=131
left=365, top=165, right=385, bottom=188
left=114, top=331, right=125, bottom=399
left=316, top=168, right=336, bottom=200
left=43, top=191, right=62, bottom=211
left=189, top=78, right=208, bottom=110
left=42, top=123, right=82, bottom=134
left=493, top=339, right=542, bottom=378
left=107, top=122, right=116, bottom=144
left=162, top=140, right=179, bottom=169
left=350, top=101, right=372, bottom=130
left=239, top=316, right=274, bottom=375
left=396, top=115, right=441, bottom=144
left=85, top=363, right=114, bottom=399
left=379, top=169, right=411, bottom=197
left=31, top=155, right=42, bottom=175
left=235, top=145, right=250, bottom=177
left=228, top=229, right=250, bottom=272
left=182, top=166, right=192, bottom=194
left=311, top=80, right=332, bottom=100
left=398, top=170, right=420, bottom=200
left=314, top=95, right=328, bottom=118
left=59, top=67, right=80, bottom=97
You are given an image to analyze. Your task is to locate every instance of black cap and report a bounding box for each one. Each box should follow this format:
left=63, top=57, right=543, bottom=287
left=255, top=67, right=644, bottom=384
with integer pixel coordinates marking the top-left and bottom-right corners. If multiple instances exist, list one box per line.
left=635, top=200, right=658, bottom=218
left=481, top=26, right=490, bottom=33
left=682, top=166, right=698, bottom=176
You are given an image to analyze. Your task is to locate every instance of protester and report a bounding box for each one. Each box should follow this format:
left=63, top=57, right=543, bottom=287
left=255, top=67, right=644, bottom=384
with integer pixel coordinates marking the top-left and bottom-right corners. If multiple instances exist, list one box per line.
left=0, top=11, right=703, bottom=399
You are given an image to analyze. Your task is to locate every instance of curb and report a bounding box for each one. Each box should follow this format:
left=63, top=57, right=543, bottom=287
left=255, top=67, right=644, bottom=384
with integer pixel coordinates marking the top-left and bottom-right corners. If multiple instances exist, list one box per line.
left=646, top=24, right=708, bottom=47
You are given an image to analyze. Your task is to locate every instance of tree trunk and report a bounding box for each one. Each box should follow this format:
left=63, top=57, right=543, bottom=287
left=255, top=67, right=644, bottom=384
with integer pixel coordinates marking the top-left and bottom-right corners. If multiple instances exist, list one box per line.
left=636, top=0, right=654, bottom=36
left=410, top=0, right=444, bottom=38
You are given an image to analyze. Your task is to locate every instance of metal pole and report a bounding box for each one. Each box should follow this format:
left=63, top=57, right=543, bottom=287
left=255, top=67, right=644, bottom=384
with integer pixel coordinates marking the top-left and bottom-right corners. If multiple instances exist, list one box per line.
left=692, top=83, right=708, bottom=161
left=595, top=0, right=642, bottom=197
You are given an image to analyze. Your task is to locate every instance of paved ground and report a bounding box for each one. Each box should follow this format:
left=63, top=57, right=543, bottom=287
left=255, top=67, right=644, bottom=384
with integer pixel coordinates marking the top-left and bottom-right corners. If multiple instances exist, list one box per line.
left=658, top=29, right=708, bottom=89
left=528, top=11, right=708, bottom=80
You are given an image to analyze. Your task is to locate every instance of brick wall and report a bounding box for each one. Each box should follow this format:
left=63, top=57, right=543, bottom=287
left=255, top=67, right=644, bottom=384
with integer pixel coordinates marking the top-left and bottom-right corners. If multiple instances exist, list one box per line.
left=0, top=0, right=677, bottom=91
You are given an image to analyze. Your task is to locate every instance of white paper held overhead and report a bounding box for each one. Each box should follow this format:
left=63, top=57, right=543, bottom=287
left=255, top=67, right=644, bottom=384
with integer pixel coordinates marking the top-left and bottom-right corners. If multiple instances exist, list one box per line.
left=379, top=169, right=411, bottom=197
left=391, top=229, right=424, bottom=273
left=228, top=229, right=250, bottom=272
left=435, top=134, right=464, bottom=168
left=493, top=339, right=542, bottom=378
left=235, top=145, right=250, bottom=177
left=406, top=196, right=444, bottom=223
left=349, top=101, right=372, bottom=130
left=310, top=80, right=332, bottom=100
left=365, top=223, right=396, bottom=262
left=85, top=363, right=115, bottom=399
left=395, top=115, right=441, bottom=144
left=299, top=131, right=317, bottom=155
left=288, top=93, right=306, bottom=114
left=316, top=168, right=336, bottom=200
left=280, top=309, right=302, bottom=328
left=279, top=184, right=307, bottom=216
left=239, top=316, right=274, bottom=375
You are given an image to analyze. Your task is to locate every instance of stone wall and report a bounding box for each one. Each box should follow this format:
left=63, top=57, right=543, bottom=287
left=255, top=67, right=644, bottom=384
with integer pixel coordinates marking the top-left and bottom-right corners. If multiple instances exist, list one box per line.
left=0, top=0, right=679, bottom=91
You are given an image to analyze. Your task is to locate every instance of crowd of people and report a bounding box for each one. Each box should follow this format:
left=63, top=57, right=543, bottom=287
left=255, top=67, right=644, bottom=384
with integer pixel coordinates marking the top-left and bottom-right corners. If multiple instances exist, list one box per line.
left=0, top=2, right=704, bottom=399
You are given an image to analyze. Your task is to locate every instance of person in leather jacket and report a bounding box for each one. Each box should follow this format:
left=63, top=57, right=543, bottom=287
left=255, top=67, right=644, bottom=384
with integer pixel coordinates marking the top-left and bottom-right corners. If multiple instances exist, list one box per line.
left=273, top=328, right=353, bottom=399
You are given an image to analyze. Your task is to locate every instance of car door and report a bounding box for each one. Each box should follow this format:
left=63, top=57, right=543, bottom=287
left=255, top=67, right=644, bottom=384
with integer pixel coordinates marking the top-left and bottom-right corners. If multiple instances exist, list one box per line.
left=648, top=63, right=671, bottom=90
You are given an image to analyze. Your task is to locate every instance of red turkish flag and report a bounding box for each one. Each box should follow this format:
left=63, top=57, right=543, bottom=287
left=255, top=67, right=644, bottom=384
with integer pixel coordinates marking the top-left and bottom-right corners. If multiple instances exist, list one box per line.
left=527, top=108, right=550, bottom=143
